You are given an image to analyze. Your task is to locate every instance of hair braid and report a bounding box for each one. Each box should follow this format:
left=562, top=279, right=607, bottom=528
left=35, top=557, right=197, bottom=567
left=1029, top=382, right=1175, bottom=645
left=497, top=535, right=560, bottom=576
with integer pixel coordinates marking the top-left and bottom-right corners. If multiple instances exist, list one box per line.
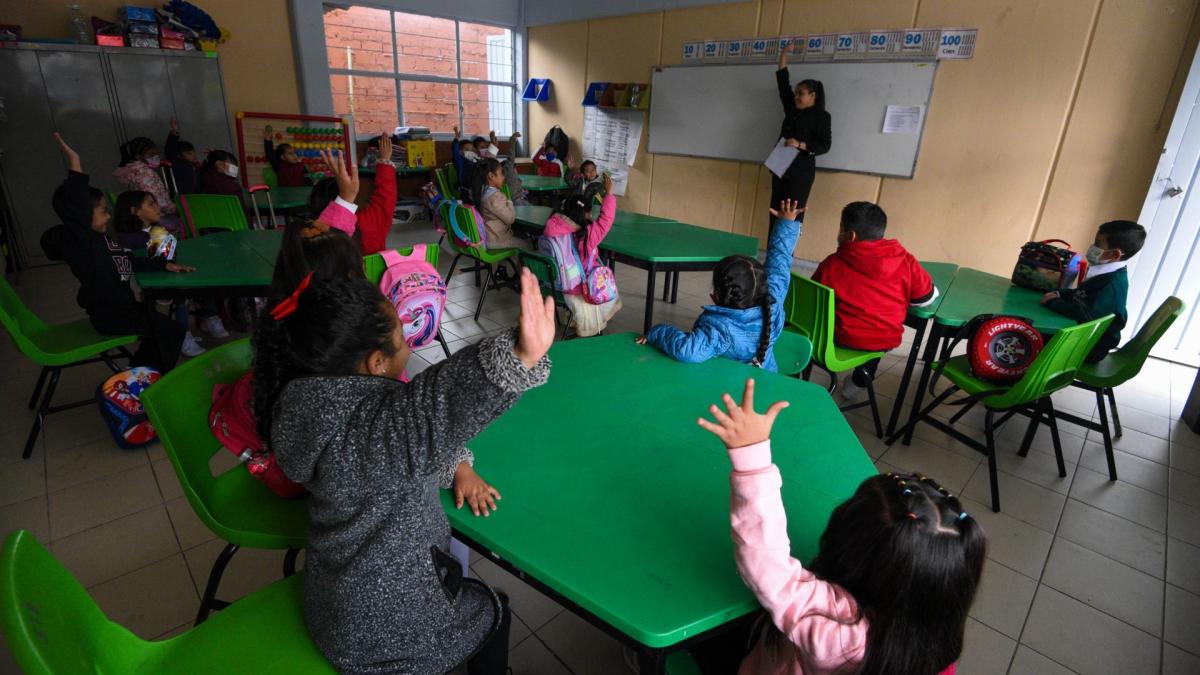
left=754, top=293, right=772, bottom=367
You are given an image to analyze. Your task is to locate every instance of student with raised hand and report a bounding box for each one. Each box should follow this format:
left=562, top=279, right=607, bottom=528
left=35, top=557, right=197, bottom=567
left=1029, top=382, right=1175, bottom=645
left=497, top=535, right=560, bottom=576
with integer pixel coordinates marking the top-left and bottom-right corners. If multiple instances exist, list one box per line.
left=771, top=45, right=831, bottom=225
left=694, top=378, right=985, bottom=675
left=48, top=133, right=194, bottom=372
left=252, top=267, right=556, bottom=674
left=306, top=136, right=397, bottom=255
left=471, top=157, right=526, bottom=249
left=638, top=199, right=804, bottom=371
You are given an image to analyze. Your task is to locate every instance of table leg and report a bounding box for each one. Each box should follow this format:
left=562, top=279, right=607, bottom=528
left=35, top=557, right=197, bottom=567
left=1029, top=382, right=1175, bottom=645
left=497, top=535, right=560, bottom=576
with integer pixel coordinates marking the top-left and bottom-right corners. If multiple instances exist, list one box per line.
left=637, top=647, right=666, bottom=674
left=661, top=271, right=672, bottom=302
left=670, top=271, right=680, bottom=304
left=898, top=323, right=945, bottom=446
left=643, top=263, right=658, bottom=334
left=886, top=318, right=928, bottom=438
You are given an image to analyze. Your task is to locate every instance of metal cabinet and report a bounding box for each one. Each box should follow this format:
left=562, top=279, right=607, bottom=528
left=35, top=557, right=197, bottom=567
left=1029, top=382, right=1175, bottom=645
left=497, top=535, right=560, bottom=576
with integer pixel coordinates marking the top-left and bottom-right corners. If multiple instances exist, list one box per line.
left=0, top=44, right=233, bottom=268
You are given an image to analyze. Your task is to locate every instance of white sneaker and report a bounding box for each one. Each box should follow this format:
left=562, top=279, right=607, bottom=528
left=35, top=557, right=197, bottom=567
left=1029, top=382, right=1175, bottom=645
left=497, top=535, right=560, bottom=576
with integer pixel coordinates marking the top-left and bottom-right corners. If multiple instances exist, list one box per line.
left=181, top=331, right=207, bottom=357
left=202, top=315, right=230, bottom=338
left=839, top=376, right=866, bottom=403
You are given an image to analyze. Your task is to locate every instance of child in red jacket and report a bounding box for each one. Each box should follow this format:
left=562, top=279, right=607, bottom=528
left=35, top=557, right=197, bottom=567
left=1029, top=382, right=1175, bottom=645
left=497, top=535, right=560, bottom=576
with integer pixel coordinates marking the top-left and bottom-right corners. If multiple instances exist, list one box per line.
left=812, top=202, right=937, bottom=401
left=307, top=137, right=397, bottom=255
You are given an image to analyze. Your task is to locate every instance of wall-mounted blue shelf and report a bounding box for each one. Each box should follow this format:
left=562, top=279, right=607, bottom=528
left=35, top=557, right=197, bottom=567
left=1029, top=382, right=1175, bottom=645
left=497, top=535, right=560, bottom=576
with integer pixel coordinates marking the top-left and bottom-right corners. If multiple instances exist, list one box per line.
left=522, top=78, right=551, bottom=102
left=582, top=82, right=609, bottom=107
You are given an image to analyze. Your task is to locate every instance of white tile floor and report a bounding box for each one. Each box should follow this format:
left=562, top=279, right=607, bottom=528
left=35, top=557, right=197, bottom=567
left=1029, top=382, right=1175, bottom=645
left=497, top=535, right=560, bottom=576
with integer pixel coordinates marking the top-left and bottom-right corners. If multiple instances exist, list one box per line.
left=2, top=219, right=1199, bottom=674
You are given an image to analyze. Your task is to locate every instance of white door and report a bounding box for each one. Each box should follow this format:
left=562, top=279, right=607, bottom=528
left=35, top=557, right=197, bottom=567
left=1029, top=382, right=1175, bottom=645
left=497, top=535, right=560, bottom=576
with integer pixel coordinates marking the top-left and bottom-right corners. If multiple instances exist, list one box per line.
left=1129, top=44, right=1200, bottom=366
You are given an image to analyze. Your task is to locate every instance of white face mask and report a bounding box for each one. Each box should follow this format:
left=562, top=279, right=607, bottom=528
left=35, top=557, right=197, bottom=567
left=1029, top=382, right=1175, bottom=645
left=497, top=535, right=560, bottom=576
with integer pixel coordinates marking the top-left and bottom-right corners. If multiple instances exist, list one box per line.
left=462, top=150, right=480, bottom=162
left=145, top=155, right=161, bottom=169
left=1085, top=245, right=1112, bottom=265
left=224, top=163, right=240, bottom=179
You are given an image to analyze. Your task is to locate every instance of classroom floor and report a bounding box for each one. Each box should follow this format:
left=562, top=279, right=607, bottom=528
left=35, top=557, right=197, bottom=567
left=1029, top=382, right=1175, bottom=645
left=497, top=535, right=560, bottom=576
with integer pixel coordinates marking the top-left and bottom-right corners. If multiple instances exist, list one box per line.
left=2, top=218, right=1199, bottom=674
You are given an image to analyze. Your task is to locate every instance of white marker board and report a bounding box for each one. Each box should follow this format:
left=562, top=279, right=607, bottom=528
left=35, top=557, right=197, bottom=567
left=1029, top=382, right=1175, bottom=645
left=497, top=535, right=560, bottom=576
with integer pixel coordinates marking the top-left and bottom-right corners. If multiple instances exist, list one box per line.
left=648, top=61, right=938, bottom=177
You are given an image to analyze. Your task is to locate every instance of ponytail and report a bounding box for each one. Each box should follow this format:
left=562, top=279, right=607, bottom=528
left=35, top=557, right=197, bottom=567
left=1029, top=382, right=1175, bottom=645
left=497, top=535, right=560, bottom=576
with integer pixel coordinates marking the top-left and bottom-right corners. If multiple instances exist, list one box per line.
left=799, top=78, right=826, bottom=112
left=471, top=157, right=502, bottom=207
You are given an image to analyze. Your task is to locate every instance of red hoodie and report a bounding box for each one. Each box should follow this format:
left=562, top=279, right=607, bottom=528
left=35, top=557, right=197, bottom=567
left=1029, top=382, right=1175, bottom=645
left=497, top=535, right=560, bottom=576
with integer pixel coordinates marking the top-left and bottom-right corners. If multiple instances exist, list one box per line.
left=812, top=238, right=935, bottom=352
left=355, top=163, right=397, bottom=255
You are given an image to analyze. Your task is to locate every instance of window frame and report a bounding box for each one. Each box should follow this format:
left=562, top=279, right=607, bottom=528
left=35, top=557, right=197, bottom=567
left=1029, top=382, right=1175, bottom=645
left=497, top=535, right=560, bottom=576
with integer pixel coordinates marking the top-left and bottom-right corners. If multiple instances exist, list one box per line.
left=322, top=2, right=518, bottom=136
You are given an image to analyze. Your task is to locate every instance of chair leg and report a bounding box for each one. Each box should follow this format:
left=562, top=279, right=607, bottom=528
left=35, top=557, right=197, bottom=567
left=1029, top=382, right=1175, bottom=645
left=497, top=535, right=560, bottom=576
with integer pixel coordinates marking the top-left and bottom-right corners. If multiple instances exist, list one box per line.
left=23, top=368, right=61, bottom=460
left=1016, top=407, right=1039, bottom=458
left=802, top=363, right=813, bottom=381
left=27, top=367, right=48, bottom=410
left=474, top=265, right=495, bottom=321
left=1042, top=398, right=1067, bottom=478
left=1094, top=388, right=1118, bottom=481
left=865, top=379, right=883, bottom=438
left=985, top=409, right=1000, bottom=512
left=447, top=254, right=463, bottom=282
left=283, top=547, right=300, bottom=577
left=437, top=330, right=452, bottom=358
left=1106, top=387, right=1123, bottom=438
left=195, top=542, right=239, bottom=626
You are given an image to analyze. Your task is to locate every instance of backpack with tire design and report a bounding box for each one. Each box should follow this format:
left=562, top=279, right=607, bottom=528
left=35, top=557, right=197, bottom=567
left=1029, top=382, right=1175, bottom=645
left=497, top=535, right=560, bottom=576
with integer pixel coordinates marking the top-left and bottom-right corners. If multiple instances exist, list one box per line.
left=956, top=314, right=1046, bottom=382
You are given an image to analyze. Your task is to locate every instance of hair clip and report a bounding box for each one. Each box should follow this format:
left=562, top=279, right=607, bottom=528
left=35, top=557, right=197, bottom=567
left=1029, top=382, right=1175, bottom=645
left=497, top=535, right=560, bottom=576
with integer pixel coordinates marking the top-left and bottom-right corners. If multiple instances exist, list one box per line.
left=958, top=512, right=969, bottom=521
left=906, top=512, right=918, bottom=520
left=299, top=221, right=330, bottom=239
left=903, top=488, right=912, bottom=495
left=270, top=272, right=314, bottom=320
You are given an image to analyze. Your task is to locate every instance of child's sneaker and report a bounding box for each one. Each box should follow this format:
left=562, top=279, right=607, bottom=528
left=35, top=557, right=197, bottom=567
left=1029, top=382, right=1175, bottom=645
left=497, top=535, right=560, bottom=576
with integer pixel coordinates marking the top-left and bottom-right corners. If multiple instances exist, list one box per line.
left=202, top=315, right=229, bottom=339
left=182, top=331, right=207, bottom=357
left=839, top=375, right=866, bottom=404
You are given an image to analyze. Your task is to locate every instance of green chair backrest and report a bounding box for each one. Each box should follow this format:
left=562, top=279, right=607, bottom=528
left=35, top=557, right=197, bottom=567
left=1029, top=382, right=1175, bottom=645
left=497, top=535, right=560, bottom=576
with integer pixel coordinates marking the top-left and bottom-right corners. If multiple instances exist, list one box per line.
left=518, top=249, right=565, bottom=306
left=452, top=203, right=486, bottom=247
left=501, top=183, right=512, bottom=200
left=0, top=530, right=143, bottom=673
left=140, top=339, right=252, bottom=532
left=444, top=162, right=459, bottom=191
left=783, top=274, right=838, bottom=366
left=178, top=194, right=250, bottom=239
left=107, top=191, right=118, bottom=207
left=0, top=276, right=48, bottom=361
left=434, top=168, right=453, bottom=200
left=439, top=200, right=468, bottom=256
left=362, top=245, right=441, bottom=285
left=988, top=314, right=1115, bottom=409
left=261, top=165, right=279, bottom=190
left=1096, top=296, right=1184, bottom=383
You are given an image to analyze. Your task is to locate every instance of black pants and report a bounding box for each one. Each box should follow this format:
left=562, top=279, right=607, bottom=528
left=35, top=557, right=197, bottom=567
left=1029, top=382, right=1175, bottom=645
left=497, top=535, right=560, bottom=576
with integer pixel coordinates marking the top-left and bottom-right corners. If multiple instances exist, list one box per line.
left=466, top=592, right=511, bottom=675
left=770, top=155, right=816, bottom=225
left=90, top=304, right=185, bottom=373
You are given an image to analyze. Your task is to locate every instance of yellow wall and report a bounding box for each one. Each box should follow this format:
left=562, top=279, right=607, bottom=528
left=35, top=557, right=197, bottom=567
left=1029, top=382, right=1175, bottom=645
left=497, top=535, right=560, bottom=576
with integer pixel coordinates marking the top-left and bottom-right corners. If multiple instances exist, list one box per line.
left=6, top=0, right=300, bottom=122
left=529, top=0, right=1200, bottom=274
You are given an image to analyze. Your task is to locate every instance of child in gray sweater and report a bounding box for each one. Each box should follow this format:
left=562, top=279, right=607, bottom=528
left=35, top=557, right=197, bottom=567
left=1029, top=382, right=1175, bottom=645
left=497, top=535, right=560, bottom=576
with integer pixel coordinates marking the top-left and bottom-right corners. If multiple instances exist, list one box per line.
left=252, top=269, right=556, bottom=674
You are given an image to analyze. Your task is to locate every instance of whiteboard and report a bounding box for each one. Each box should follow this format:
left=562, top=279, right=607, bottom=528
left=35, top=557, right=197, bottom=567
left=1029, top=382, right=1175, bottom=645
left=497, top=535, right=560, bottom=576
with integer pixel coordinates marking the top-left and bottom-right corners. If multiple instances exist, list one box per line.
left=648, top=61, right=938, bottom=177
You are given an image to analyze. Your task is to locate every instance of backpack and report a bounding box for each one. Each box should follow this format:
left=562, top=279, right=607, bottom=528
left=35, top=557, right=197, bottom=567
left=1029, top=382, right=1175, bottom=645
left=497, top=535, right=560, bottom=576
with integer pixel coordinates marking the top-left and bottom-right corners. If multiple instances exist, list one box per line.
left=379, top=245, right=448, bottom=349
left=944, top=315, right=1045, bottom=383
left=537, top=229, right=617, bottom=304
left=447, top=203, right=488, bottom=249
left=96, top=367, right=161, bottom=449
left=543, top=125, right=570, bottom=159
left=1011, top=239, right=1087, bottom=292
left=209, top=371, right=307, bottom=499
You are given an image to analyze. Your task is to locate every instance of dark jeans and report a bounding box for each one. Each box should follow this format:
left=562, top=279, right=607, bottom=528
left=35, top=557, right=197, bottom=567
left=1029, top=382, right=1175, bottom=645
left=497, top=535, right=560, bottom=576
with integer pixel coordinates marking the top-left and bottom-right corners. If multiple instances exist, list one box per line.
left=90, top=304, right=185, bottom=373
left=466, top=592, right=512, bottom=675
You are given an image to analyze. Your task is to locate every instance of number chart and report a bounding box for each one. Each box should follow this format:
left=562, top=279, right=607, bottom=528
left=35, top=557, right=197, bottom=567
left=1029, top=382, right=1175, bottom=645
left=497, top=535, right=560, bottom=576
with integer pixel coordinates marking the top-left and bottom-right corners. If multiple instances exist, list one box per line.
left=679, top=27, right=976, bottom=64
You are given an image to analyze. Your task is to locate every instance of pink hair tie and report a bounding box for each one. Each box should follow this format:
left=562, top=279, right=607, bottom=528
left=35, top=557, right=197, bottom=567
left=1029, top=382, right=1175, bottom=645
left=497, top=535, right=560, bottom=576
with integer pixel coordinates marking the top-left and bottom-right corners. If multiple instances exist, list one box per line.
left=317, top=200, right=356, bottom=236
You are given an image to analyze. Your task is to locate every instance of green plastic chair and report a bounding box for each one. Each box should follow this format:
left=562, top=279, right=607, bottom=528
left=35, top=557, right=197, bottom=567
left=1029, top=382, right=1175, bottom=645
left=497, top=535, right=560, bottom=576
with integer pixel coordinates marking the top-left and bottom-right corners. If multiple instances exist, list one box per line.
left=518, top=249, right=575, bottom=339
left=261, top=165, right=279, bottom=190
left=0, top=530, right=333, bottom=674
left=446, top=203, right=519, bottom=321
left=784, top=274, right=887, bottom=437
left=140, top=338, right=308, bottom=625
left=898, top=315, right=1114, bottom=512
left=178, top=194, right=250, bottom=239
left=363, top=247, right=453, bottom=358
left=773, top=330, right=814, bottom=377
left=444, top=162, right=460, bottom=193
left=0, top=277, right=135, bottom=459
left=434, top=167, right=456, bottom=201
left=1055, top=296, right=1185, bottom=481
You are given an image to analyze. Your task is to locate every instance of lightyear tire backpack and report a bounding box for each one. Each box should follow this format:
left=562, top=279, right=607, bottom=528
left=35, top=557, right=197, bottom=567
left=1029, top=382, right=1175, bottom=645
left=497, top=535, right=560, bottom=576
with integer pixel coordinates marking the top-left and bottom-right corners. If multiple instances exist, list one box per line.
left=378, top=244, right=449, bottom=349
left=942, top=314, right=1046, bottom=384
left=96, top=367, right=161, bottom=448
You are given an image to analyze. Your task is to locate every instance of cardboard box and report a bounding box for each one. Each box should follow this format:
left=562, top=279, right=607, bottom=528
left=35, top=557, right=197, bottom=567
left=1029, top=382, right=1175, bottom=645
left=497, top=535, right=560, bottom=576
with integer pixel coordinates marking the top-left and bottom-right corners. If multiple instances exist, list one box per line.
left=403, top=139, right=435, bottom=168
left=96, top=34, right=126, bottom=47
left=160, top=26, right=185, bottom=49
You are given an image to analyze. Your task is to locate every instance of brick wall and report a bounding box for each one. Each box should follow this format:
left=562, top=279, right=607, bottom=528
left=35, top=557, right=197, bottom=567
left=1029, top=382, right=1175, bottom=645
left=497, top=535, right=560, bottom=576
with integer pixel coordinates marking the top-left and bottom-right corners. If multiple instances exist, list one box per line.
left=324, top=7, right=513, bottom=135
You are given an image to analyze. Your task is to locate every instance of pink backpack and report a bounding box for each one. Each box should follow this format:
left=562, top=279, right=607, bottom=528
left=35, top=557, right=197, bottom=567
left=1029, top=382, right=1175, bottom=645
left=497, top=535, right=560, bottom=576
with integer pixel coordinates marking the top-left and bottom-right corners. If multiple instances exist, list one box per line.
left=580, top=247, right=617, bottom=304
left=209, top=372, right=307, bottom=499
left=379, top=245, right=448, bottom=349
left=538, top=230, right=617, bottom=304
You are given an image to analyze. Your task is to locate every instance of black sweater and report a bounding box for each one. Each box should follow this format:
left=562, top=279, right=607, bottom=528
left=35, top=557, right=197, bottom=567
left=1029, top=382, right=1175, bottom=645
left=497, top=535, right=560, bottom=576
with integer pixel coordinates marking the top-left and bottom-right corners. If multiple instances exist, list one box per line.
left=50, top=170, right=165, bottom=316
left=776, top=68, right=832, bottom=158
left=164, top=131, right=199, bottom=195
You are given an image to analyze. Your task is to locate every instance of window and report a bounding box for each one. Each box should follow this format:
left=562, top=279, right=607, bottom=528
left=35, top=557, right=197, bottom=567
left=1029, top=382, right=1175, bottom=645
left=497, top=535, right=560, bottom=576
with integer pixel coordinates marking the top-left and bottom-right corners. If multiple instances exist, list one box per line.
left=323, top=6, right=516, bottom=136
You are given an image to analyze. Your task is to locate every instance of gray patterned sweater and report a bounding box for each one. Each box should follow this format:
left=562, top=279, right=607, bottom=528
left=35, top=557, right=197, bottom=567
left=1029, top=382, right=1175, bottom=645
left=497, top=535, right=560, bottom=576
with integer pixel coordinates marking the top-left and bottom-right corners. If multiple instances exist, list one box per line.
left=272, top=331, right=550, bottom=674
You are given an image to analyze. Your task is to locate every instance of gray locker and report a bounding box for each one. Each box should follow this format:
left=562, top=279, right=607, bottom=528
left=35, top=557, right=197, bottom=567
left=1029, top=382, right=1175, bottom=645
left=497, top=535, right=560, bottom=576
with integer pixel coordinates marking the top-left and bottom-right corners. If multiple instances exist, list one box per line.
left=0, top=44, right=232, bottom=268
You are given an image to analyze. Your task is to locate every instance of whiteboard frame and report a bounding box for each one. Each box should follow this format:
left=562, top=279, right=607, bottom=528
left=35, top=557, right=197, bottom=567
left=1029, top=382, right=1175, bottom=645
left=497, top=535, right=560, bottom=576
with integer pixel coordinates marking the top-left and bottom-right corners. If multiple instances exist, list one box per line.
left=646, top=60, right=939, bottom=179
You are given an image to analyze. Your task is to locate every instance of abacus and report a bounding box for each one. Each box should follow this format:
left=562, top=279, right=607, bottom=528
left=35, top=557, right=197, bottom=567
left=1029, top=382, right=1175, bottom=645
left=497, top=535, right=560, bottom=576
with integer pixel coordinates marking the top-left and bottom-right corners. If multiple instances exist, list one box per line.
left=234, top=111, right=354, bottom=188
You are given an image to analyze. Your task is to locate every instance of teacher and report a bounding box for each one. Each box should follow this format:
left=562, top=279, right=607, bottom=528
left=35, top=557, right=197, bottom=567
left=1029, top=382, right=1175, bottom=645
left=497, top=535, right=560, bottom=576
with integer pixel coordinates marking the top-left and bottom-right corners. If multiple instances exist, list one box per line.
left=772, top=47, right=832, bottom=222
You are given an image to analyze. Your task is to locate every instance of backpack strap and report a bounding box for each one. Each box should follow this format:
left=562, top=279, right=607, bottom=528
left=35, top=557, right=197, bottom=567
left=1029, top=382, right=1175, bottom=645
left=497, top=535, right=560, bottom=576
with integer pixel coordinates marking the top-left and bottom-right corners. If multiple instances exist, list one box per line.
left=380, top=248, right=402, bottom=268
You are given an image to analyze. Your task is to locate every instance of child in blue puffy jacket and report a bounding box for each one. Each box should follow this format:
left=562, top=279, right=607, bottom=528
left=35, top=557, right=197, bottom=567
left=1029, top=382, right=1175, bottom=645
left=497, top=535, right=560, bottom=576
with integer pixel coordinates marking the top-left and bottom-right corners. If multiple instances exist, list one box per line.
left=638, top=200, right=803, bottom=371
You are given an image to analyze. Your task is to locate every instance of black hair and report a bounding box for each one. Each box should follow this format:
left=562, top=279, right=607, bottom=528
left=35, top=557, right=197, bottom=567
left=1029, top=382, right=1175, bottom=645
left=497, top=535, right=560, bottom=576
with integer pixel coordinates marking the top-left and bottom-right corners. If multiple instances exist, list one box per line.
left=841, top=201, right=887, bottom=241
left=797, top=78, right=826, bottom=111
left=177, top=140, right=195, bottom=154
left=113, top=190, right=154, bottom=234
left=471, top=136, right=488, bottom=147
left=459, top=139, right=474, bottom=151
left=803, top=472, right=986, bottom=675
left=308, top=177, right=339, bottom=221
left=470, top=157, right=504, bottom=207
left=1098, top=220, right=1146, bottom=260
left=555, top=193, right=591, bottom=226
left=203, top=149, right=238, bottom=172
left=269, top=217, right=365, bottom=303
left=275, top=142, right=294, bottom=154
left=119, top=137, right=157, bottom=166
left=712, top=254, right=772, bottom=366
left=580, top=160, right=596, bottom=172
left=51, top=184, right=107, bottom=224
left=252, top=278, right=398, bottom=443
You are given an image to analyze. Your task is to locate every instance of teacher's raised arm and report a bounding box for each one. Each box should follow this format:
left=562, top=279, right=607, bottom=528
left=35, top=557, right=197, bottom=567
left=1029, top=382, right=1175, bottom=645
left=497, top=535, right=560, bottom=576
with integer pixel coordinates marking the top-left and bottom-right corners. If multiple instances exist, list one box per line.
left=769, top=50, right=832, bottom=227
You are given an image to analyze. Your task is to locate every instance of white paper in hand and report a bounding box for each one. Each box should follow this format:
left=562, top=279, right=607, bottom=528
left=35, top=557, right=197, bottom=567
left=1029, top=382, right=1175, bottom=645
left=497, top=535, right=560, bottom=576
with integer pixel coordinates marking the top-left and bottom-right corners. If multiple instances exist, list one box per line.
left=765, top=138, right=800, bottom=178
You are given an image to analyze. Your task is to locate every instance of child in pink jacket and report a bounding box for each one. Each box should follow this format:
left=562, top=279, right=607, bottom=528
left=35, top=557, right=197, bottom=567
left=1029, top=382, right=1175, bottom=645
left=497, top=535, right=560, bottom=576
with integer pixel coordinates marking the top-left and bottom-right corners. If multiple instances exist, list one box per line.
left=697, top=379, right=986, bottom=675
left=540, top=176, right=621, bottom=336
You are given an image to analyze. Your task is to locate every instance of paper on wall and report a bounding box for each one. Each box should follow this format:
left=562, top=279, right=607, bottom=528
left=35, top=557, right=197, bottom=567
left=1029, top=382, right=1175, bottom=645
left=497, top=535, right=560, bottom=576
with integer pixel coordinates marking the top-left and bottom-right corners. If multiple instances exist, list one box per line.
left=764, top=138, right=800, bottom=178
left=592, top=160, right=629, bottom=197
left=582, top=107, right=644, bottom=167
left=882, top=105, right=923, bottom=134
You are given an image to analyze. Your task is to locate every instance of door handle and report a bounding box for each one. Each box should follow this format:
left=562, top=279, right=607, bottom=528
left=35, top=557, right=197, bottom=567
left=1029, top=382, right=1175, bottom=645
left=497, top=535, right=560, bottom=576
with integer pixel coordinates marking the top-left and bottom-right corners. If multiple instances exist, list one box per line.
left=1167, top=186, right=1184, bottom=198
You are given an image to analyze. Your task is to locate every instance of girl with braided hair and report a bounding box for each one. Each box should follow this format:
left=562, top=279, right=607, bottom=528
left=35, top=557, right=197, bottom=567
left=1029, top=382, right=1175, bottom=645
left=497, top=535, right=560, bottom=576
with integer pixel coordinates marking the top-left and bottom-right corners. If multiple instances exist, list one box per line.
left=639, top=199, right=803, bottom=371
left=693, top=379, right=986, bottom=675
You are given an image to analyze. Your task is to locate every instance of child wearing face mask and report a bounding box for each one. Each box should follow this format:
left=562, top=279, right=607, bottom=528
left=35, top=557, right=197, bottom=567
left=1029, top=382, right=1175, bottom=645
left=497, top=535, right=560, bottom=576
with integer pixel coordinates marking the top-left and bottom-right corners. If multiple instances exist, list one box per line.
left=198, top=150, right=248, bottom=210
left=114, top=136, right=180, bottom=229
left=1041, top=220, right=1147, bottom=363
left=532, top=143, right=565, bottom=178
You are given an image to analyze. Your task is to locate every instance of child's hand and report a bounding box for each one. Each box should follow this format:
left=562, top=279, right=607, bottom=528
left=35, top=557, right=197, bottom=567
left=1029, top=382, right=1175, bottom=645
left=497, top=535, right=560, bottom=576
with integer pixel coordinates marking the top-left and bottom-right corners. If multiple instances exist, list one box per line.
left=454, top=462, right=501, bottom=516
left=489, top=130, right=498, bottom=143
left=1041, top=291, right=1060, bottom=305
left=634, top=335, right=648, bottom=345
left=784, top=138, right=801, bottom=149
left=769, top=199, right=804, bottom=222
left=319, top=149, right=359, bottom=202
left=452, top=125, right=461, bottom=139
left=512, top=131, right=522, bottom=139
left=602, top=173, right=614, bottom=194
left=698, top=379, right=789, bottom=449
left=165, top=262, right=195, bottom=273
left=262, top=125, right=274, bottom=141
left=54, top=133, right=82, bottom=173
left=515, top=267, right=556, bottom=369
left=378, top=130, right=393, bottom=162
left=170, top=117, right=181, bottom=135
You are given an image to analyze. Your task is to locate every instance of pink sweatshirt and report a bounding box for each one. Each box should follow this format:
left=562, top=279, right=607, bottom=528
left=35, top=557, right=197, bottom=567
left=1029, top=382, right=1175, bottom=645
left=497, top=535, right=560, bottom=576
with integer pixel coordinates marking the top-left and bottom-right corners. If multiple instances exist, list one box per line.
left=729, top=441, right=956, bottom=675
left=542, top=193, right=616, bottom=296
left=113, top=160, right=176, bottom=214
